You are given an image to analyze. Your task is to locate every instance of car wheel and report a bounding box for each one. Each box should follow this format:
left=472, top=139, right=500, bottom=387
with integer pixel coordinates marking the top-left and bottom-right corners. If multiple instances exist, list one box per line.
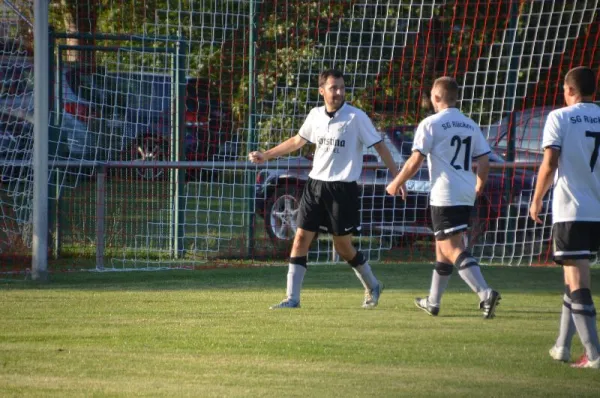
left=130, top=137, right=168, bottom=180
left=264, top=185, right=302, bottom=243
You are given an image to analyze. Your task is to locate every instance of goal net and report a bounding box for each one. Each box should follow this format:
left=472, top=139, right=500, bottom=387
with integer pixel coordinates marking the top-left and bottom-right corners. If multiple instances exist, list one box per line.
left=0, top=0, right=598, bottom=273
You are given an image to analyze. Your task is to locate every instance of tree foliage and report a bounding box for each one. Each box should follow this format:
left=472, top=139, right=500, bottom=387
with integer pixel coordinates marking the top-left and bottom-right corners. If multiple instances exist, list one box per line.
left=45, top=0, right=599, bottom=142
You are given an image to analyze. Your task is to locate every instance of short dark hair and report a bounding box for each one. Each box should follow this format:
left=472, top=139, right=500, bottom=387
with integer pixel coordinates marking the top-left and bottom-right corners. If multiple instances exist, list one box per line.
left=565, top=66, right=597, bottom=96
left=433, top=76, right=459, bottom=104
left=319, top=69, right=344, bottom=87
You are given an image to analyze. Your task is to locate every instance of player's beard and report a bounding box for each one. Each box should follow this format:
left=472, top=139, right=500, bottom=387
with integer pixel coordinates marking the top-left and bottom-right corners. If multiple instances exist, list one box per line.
left=329, top=96, right=344, bottom=112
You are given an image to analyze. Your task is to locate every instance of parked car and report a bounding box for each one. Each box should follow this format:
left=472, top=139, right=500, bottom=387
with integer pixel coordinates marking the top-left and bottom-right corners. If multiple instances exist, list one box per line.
left=0, top=107, right=32, bottom=161
left=66, top=70, right=238, bottom=179
left=0, top=59, right=33, bottom=99
left=485, top=107, right=558, bottom=163
left=0, top=103, right=99, bottom=186
left=0, top=62, right=100, bottom=161
left=0, top=95, right=94, bottom=163
left=254, top=126, right=543, bottom=251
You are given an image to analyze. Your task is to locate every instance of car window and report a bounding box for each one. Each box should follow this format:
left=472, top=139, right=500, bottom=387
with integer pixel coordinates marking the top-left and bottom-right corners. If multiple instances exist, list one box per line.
left=185, top=79, right=227, bottom=116
left=364, top=134, right=406, bottom=164
left=0, top=113, right=32, bottom=137
left=490, top=110, right=547, bottom=148
left=522, top=114, right=546, bottom=149
left=64, top=67, right=109, bottom=104
left=0, top=64, right=33, bottom=97
left=105, top=74, right=170, bottom=113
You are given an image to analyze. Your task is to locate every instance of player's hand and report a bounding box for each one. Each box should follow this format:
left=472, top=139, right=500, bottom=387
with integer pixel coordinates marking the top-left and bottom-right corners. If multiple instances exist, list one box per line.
left=248, top=151, right=266, bottom=164
left=386, top=182, right=407, bottom=200
left=385, top=182, right=397, bottom=196
left=529, top=198, right=543, bottom=224
left=475, top=185, right=484, bottom=198
left=398, top=183, right=407, bottom=200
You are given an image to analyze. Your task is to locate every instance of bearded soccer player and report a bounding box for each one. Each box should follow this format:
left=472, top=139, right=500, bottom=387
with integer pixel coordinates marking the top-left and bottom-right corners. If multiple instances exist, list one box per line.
left=386, top=76, right=501, bottom=318
left=530, top=66, right=600, bottom=369
left=249, top=69, right=398, bottom=309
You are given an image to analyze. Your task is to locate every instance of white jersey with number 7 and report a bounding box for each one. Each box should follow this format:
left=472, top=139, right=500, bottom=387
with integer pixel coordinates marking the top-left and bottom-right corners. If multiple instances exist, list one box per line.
left=542, top=102, right=600, bottom=223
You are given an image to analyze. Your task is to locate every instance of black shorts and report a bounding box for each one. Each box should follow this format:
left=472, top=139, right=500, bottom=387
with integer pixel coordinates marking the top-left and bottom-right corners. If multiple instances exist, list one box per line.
left=296, top=178, right=361, bottom=236
left=430, top=205, right=472, bottom=240
left=552, top=221, right=600, bottom=264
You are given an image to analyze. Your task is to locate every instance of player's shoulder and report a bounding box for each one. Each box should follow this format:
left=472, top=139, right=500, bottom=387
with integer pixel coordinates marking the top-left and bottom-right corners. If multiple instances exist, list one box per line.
left=307, top=106, right=323, bottom=115
left=418, top=109, right=474, bottom=129
left=342, top=103, right=370, bottom=119
left=548, top=106, right=570, bottom=119
left=417, top=113, right=440, bottom=129
left=547, top=104, right=594, bottom=120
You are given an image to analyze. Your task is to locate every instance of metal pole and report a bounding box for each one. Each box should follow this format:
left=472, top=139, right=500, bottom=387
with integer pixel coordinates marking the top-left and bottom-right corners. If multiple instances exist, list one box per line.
left=48, top=29, right=60, bottom=260
left=505, top=0, right=521, bottom=163
left=32, top=0, right=49, bottom=281
left=96, top=166, right=106, bottom=270
left=503, top=0, right=522, bottom=244
left=173, top=40, right=186, bottom=258
left=245, top=0, right=257, bottom=256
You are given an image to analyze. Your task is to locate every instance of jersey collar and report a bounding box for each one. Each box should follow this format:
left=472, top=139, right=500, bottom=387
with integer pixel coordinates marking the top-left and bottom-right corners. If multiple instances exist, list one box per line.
left=323, top=102, right=347, bottom=118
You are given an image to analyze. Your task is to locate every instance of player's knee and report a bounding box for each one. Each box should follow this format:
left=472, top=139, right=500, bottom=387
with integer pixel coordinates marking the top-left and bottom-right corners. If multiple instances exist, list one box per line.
left=347, top=251, right=366, bottom=268
left=454, top=251, right=478, bottom=270
left=435, top=261, right=454, bottom=276
left=289, top=256, right=308, bottom=269
left=291, top=234, right=312, bottom=253
left=438, top=241, right=463, bottom=261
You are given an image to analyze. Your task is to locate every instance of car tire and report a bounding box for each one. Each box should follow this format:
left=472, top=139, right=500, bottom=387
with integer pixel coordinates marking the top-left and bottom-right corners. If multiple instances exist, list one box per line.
left=264, top=185, right=302, bottom=244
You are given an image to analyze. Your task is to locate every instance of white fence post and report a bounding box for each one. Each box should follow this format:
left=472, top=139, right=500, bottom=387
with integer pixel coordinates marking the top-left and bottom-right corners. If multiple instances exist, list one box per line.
left=31, top=0, right=49, bottom=281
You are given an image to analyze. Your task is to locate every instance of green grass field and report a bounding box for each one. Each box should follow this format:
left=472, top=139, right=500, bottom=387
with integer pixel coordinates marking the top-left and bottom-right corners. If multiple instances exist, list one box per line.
left=1, top=263, right=599, bottom=397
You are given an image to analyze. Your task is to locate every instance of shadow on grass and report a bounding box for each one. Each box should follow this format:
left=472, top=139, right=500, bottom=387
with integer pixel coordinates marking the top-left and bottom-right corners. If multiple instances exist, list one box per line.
left=2, top=262, right=597, bottom=296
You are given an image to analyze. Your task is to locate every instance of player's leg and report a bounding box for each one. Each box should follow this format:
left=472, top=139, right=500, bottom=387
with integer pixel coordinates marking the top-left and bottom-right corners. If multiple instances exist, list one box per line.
left=549, top=272, right=575, bottom=362
left=434, top=205, right=500, bottom=318
left=419, top=206, right=499, bottom=318
left=441, top=234, right=501, bottom=318
left=333, top=234, right=382, bottom=308
left=552, top=221, right=600, bottom=368
left=326, top=181, right=382, bottom=308
left=415, top=243, right=453, bottom=316
left=270, top=227, right=316, bottom=309
left=564, top=260, right=600, bottom=368
left=270, top=179, right=320, bottom=309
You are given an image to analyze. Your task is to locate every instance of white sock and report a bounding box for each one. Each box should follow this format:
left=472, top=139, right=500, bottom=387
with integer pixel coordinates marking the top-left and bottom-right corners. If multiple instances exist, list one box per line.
left=353, top=262, right=378, bottom=290
left=286, top=263, right=306, bottom=302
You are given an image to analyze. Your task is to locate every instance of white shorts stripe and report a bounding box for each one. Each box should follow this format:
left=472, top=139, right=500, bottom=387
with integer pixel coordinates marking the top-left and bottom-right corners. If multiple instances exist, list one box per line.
left=554, top=250, right=591, bottom=256
left=443, top=224, right=468, bottom=235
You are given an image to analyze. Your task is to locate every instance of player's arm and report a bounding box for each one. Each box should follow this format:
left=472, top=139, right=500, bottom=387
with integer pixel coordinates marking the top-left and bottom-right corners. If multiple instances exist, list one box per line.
left=530, top=111, right=562, bottom=224
left=530, top=147, right=560, bottom=223
left=387, top=120, right=431, bottom=199
left=372, top=141, right=398, bottom=177
left=248, top=134, right=307, bottom=164
left=385, top=150, right=425, bottom=199
left=474, top=154, right=489, bottom=197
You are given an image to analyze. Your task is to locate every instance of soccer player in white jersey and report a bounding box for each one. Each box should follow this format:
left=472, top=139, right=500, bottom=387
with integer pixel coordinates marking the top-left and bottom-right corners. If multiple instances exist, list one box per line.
left=248, top=69, right=398, bottom=309
left=386, top=76, right=501, bottom=318
left=530, top=66, right=600, bottom=369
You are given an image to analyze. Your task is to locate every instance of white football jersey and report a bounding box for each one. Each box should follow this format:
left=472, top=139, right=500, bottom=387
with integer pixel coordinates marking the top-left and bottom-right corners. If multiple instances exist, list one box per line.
left=298, top=103, right=382, bottom=182
left=542, top=102, right=600, bottom=222
left=412, top=108, right=490, bottom=206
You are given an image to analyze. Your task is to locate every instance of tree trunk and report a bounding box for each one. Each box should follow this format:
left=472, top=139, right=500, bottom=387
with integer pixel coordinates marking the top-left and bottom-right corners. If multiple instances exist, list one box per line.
left=61, top=0, right=98, bottom=66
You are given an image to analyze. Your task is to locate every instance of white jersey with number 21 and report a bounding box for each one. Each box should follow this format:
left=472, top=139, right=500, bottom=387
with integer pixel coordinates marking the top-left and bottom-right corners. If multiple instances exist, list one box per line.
left=412, top=108, right=491, bottom=207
